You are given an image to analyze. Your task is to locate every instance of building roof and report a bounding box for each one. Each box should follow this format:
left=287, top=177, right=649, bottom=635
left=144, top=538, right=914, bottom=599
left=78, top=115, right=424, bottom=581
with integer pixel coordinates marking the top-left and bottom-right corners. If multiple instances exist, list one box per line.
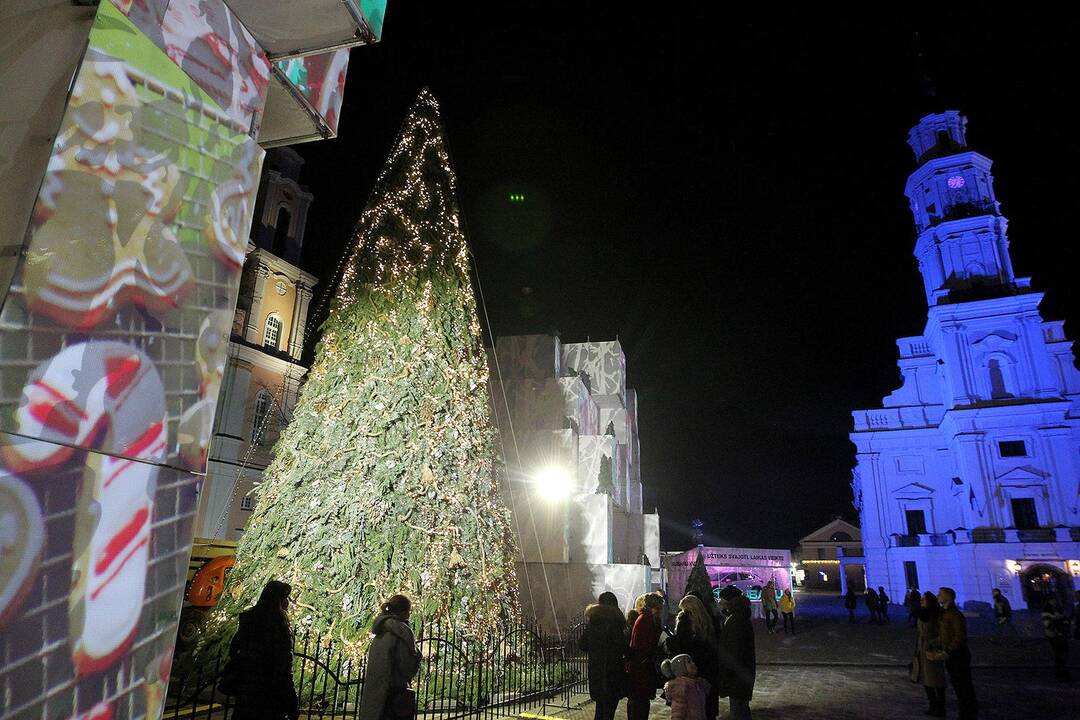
left=798, top=518, right=861, bottom=545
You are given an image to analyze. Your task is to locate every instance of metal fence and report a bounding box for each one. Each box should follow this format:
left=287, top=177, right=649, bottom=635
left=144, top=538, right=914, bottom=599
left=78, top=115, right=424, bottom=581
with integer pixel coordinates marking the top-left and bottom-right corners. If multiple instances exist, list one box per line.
left=165, top=616, right=587, bottom=720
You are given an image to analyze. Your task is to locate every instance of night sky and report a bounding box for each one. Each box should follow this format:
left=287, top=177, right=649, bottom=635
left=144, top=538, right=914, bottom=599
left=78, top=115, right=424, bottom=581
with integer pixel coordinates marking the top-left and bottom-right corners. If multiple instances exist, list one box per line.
left=294, top=8, right=1079, bottom=551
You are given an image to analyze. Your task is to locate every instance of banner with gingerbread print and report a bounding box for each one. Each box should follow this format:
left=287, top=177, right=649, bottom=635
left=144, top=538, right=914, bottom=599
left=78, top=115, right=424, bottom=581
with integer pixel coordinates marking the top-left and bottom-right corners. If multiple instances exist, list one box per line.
left=0, top=0, right=264, bottom=476
left=0, top=1, right=266, bottom=718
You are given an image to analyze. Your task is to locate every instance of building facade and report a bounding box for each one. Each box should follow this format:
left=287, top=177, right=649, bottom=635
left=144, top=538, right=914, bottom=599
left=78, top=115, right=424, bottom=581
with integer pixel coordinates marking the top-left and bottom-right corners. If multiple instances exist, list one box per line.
left=193, top=148, right=318, bottom=540
left=491, top=334, right=661, bottom=625
left=794, top=518, right=865, bottom=593
left=851, top=112, right=1080, bottom=610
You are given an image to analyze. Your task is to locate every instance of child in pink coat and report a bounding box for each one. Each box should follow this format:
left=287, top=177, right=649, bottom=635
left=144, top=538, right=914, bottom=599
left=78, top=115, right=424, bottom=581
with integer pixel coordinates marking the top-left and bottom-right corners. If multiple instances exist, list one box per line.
left=661, top=654, right=709, bottom=720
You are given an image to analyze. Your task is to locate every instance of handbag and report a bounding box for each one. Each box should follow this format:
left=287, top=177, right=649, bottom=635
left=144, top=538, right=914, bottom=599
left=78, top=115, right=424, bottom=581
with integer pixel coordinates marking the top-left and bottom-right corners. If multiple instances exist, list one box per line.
left=908, top=651, right=920, bottom=684
left=389, top=687, right=416, bottom=718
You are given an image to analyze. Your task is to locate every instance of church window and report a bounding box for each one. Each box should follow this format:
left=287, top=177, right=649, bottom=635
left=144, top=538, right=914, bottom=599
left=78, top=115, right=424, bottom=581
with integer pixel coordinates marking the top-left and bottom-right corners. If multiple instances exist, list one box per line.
left=1010, top=498, right=1039, bottom=530
left=998, top=440, right=1027, bottom=458
left=905, top=509, right=927, bottom=535
left=253, top=390, right=273, bottom=441
left=240, top=495, right=254, bottom=511
left=986, top=357, right=1015, bottom=399
left=264, top=314, right=282, bottom=350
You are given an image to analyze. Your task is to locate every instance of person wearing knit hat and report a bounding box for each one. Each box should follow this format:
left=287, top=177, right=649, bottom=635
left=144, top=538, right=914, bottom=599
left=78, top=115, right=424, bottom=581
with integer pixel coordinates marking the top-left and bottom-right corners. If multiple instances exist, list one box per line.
left=662, top=654, right=708, bottom=720
left=716, top=586, right=755, bottom=719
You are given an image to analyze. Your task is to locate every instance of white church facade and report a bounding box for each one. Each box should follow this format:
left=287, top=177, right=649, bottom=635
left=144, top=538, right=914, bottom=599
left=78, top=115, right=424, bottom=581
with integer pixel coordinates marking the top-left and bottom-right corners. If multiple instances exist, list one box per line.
left=851, top=112, right=1080, bottom=610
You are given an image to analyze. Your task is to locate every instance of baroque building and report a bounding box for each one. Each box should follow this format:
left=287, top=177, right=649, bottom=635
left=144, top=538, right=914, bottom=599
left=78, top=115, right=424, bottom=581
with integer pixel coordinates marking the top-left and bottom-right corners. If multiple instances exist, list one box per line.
left=491, top=334, right=661, bottom=626
left=193, top=148, right=317, bottom=540
left=851, top=112, right=1080, bottom=610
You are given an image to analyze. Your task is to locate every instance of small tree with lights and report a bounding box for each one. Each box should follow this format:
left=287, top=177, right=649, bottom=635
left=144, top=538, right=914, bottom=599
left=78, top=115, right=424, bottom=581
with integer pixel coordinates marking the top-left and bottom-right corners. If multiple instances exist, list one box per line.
left=200, top=89, right=519, bottom=659
left=683, top=551, right=714, bottom=603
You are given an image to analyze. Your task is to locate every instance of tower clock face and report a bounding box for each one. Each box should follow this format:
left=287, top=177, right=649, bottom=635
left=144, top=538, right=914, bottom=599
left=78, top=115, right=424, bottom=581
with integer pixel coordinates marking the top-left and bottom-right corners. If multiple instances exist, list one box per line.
left=947, top=175, right=966, bottom=189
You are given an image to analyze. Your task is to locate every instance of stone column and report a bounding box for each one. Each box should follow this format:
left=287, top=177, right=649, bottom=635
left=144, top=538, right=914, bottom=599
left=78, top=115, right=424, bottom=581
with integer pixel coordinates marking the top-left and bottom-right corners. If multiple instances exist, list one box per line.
left=244, top=262, right=270, bottom=344
left=288, top=282, right=313, bottom=360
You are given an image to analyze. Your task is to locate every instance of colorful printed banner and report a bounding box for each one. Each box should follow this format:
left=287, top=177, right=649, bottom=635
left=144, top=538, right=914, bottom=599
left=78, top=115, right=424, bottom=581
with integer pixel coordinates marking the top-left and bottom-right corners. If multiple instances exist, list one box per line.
left=276, top=48, right=350, bottom=136
left=0, top=1, right=266, bottom=717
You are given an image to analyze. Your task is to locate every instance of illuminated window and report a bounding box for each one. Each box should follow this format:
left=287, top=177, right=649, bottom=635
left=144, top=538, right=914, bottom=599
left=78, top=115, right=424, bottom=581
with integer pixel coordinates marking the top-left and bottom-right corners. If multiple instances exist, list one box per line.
left=240, top=495, right=254, bottom=511
left=999, top=440, right=1027, bottom=458
left=264, top=314, right=282, bottom=350
left=253, top=390, right=272, bottom=441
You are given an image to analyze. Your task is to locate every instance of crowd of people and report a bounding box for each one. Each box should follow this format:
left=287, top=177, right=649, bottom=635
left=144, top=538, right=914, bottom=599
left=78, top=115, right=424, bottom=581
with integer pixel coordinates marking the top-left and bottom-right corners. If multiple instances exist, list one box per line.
left=580, top=586, right=758, bottom=720
left=217, top=577, right=1076, bottom=720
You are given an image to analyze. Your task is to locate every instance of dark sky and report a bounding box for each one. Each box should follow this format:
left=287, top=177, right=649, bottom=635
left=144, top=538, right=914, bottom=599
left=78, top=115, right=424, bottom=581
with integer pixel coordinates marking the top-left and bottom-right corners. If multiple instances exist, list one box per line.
left=294, top=8, right=1079, bottom=551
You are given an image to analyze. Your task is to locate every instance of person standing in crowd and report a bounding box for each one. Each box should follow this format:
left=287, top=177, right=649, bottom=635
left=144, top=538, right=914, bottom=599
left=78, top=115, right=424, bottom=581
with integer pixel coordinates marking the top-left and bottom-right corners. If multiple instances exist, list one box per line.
left=716, top=586, right=755, bottom=720
left=990, top=588, right=1015, bottom=642
left=227, top=580, right=299, bottom=720
left=906, top=586, right=921, bottom=626
left=760, top=581, right=778, bottom=634
left=844, top=588, right=857, bottom=623
left=627, top=593, right=664, bottom=720
left=626, top=594, right=644, bottom=638
left=914, top=591, right=946, bottom=717
left=1041, top=597, right=1070, bottom=681
left=580, top=592, right=629, bottom=720
left=877, top=587, right=891, bottom=623
left=779, top=589, right=796, bottom=635
left=666, top=595, right=719, bottom=720
left=360, top=594, right=421, bottom=720
left=936, top=587, right=977, bottom=720
left=661, top=654, right=709, bottom=720
left=865, top=588, right=880, bottom=624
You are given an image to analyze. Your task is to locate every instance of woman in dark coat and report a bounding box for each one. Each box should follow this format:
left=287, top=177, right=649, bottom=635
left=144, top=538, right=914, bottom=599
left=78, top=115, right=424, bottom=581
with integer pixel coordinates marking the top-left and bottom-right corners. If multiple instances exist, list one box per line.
left=579, top=592, right=629, bottom=720
left=627, top=593, right=664, bottom=720
left=665, top=595, right=719, bottom=720
left=865, top=588, right=881, bottom=624
left=229, top=580, right=299, bottom=720
left=716, top=586, right=755, bottom=720
left=915, top=591, right=946, bottom=717
left=360, top=595, right=421, bottom=720
left=844, top=589, right=858, bottom=623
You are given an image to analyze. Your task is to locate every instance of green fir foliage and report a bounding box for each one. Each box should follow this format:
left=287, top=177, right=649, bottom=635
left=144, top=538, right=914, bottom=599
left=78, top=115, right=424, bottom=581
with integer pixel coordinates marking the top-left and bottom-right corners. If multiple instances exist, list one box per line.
left=198, top=90, right=519, bottom=661
left=683, top=551, right=714, bottom=602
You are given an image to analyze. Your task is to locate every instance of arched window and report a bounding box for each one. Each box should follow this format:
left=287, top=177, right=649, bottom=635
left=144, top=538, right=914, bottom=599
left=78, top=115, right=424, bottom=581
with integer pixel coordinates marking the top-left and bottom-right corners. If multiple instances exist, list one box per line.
left=253, top=390, right=273, bottom=442
left=829, top=531, right=853, bottom=542
left=264, top=313, right=282, bottom=350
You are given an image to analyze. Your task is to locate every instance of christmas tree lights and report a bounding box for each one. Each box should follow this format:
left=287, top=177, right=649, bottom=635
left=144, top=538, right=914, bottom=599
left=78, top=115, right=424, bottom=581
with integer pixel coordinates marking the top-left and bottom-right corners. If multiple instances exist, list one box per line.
left=201, top=89, right=519, bottom=659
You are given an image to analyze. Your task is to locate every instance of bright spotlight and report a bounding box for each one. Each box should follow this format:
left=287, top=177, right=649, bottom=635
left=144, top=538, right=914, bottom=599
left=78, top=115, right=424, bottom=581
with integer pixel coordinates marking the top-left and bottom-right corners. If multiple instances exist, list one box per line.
left=534, top=466, right=572, bottom=502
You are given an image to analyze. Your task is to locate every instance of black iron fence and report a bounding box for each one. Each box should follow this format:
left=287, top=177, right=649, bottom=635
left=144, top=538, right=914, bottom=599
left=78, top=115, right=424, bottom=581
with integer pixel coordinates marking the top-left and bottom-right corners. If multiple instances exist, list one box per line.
left=165, top=616, right=587, bottom=720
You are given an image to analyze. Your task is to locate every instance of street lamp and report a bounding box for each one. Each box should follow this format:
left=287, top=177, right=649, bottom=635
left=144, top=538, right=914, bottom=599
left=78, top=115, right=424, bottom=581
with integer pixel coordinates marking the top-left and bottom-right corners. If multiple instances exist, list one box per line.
left=534, top=465, right=572, bottom=502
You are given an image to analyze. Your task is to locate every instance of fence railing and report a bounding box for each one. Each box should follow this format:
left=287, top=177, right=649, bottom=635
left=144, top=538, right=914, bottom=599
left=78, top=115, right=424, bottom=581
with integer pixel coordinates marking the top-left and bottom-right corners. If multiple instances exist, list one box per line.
left=164, top=615, right=587, bottom=720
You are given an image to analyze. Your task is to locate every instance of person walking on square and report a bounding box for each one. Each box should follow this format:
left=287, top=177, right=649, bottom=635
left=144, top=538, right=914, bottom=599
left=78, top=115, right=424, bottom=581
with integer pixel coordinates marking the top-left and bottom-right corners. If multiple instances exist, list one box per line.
left=716, top=586, right=755, bottom=720
left=906, top=586, right=921, bottom=626
left=936, top=587, right=978, bottom=720
left=844, top=588, right=857, bottom=623
left=1041, top=597, right=1071, bottom=681
left=627, top=593, right=664, bottom=720
left=865, top=588, right=880, bottom=624
left=990, top=589, right=1016, bottom=642
left=360, top=594, right=421, bottom=720
left=915, top=591, right=947, bottom=717
left=761, top=581, right=779, bottom=634
left=580, top=592, right=629, bottom=720
left=779, top=589, right=796, bottom=635
left=877, top=587, right=891, bottom=623
left=661, top=654, right=709, bottom=720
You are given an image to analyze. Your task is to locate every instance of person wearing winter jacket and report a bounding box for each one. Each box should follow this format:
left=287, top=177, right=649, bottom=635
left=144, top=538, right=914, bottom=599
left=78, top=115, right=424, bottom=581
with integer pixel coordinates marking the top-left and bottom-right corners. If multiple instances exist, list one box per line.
left=661, top=654, right=709, bottom=720
left=865, top=588, right=881, bottom=624
left=844, top=589, right=858, bottom=623
left=760, top=581, right=778, bottom=634
left=936, top=587, right=977, bottom=720
left=1042, top=597, right=1071, bottom=681
left=228, top=580, right=299, bottom=720
left=627, top=593, right=664, bottom=720
left=877, top=587, right=891, bottom=623
left=665, top=595, right=719, bottom=720
left=579, top=592, right=629, bottom=720
left=915, top=592, right=946, bottom=717
left=359, top=595, right=421, bottom=720
left=778, top=589, right=796, bottom=635
left=716, top=586, right=755, bottom=720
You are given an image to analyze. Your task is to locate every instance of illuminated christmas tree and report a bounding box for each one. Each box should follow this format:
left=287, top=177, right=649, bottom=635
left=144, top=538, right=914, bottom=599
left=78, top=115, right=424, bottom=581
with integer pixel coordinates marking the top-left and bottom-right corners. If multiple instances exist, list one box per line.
left=683, top=551, right=714, bottom=602
left=204, top=89, right=519, bottom=656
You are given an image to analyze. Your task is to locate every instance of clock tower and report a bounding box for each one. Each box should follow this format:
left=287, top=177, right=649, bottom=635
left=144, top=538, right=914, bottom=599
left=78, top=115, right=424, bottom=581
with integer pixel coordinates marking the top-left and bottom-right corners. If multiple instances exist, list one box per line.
left=850, top=111, right=1080, bottom=612
left=904, top=111, right=1023, bottom=306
